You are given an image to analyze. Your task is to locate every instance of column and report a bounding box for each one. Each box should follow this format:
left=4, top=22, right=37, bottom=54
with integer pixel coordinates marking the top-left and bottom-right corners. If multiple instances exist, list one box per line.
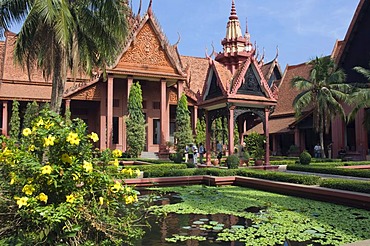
left=2, top=101, right=8, bottom=136
left=107, top=76, right=114, bottom=149
left=177, top=80, right=184, bottom=100
left=159, top=78, right=169, bottom=158
left=123, top=76, right=133, bottom=151
left=193, top=105, right=198, bottom=135
left=205, top=110, right=211, bottom=165
left=228, top=107, right=235, bottom=155
left=272, top=135, right=277, bottom=155
left=294, top=127, right=300, bottom=151
left=100, top=85, right=107, bottom=149
left=264, top=108, right=270, bottom=165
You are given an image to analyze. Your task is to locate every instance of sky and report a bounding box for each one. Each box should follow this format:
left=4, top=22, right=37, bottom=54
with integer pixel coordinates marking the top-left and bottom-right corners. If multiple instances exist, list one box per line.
left=130, top=0, right=360, bottom=68
left=8, top=0, right=360, bottom=69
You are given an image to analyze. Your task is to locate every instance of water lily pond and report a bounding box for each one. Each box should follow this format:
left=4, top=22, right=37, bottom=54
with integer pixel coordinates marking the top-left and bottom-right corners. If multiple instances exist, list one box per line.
left=135, top=185, right=370, bottom=246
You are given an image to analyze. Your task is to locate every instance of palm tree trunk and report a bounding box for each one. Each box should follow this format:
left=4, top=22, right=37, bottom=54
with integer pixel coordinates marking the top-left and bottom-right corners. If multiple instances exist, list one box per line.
left=319, top=116, right=326, bottom=158
left=50, top=50, right=67, bottom=114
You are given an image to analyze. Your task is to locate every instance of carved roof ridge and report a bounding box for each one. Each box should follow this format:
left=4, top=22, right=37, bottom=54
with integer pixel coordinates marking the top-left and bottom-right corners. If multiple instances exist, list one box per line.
left=63, top=75, right=101, bottom=98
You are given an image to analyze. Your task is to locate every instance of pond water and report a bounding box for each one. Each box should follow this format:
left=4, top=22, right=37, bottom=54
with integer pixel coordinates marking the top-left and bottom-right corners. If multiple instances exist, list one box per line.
left=133, top=191, right=338, bottom=246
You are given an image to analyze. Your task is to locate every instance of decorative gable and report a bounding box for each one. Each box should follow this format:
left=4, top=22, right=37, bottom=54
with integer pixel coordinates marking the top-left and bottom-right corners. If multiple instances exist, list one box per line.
left=237, top=66, right=264, bottom=96
left=114, top=22, right=178, bottom=75
left=205, top=69, right=224, bottom=100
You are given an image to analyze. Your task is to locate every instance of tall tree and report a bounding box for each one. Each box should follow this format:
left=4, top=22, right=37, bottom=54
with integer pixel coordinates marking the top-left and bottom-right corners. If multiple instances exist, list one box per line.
left=174, top=94, right=193, bottom=155
left=291, top=56, right=351, bottom=158
left=195, top=117, right=206, bottom=145
left=9, top=100, right=20, bottom=140
left=0, top=0, right=129, bottom=113
left=349, top=62, right=370, bottom=129
left=126, top=82, right=146, bottom=158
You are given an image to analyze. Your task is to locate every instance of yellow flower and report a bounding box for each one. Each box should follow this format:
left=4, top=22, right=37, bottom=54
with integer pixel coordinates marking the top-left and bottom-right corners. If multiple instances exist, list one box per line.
left=113, top=159, right=119, bottom=168
left=83, top=161, right=93, bottom=173
left=22, top=184, right=35, bottom=196
left=61, top=153, right=72, bottom=164
left=66, top=194, right=75, bottom=203
left=72, top=173, right=80, bottom=180
left=9, top=172, right=16, bottom=185
left=99, top=197, right=104, bottom=205
left=135, top=169, right=141, bottom=177
left=125, top=195, right=138, bottom=204
left=22, top=128, right=32, bottom=136
left=112, top=149, right=122, bottom=158
left=28, top=145, right=35, bottom=152
left=16, top=197, right=29, bottom=208
left=66, top=132, right=80, bottom=145
left=89, top=132, right=99, bottom=142
left=36, top=118, right=44, bottom=127
left=110, top=181, right=122, bottom=193
left=10, top=178, right=15, bottom=185
left=44, top=120, right=54, bottom=129
left=41, top=165, right=53, bottom=175
left=44, top=135, right=56, bottom=147
left=38, top=193, right=48, bottom=203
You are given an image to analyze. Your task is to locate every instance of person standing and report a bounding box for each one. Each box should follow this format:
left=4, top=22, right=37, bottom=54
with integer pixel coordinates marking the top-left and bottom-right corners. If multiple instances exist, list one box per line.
left=314, top=143, right=321, bottom=158
left=184, top=144, right=189, bottom=163
left=327, top=142, right=333, bottom=159
left=199, top=143, right=205, bottom=164
left=192, top=144, right=198, bottom=165
left=216, top=141, right=223, bottom=164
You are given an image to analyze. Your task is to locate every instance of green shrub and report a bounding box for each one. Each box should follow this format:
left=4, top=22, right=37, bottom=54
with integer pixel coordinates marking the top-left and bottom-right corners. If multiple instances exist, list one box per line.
left=287, top=164, right=370, bottom=178
left=299, top=150, right=312, bottom=165
left=173, top=153, right=184, bottom=164
left=226, top=154, right=239, bottom=169
left=320, top=178, right=370, bottom=194
left=0, top=109, right=147, bottom=245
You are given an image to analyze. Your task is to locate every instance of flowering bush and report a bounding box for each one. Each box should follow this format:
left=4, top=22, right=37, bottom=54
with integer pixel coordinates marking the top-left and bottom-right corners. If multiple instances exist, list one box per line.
left=0, top=110, right=147, bottom=245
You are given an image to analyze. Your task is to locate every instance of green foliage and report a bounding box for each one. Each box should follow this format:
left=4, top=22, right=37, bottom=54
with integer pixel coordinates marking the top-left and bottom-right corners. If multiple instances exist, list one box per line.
left=9, top=100, right=20, bottom=140
left=245, top=132, right=266, bottom=160
left=195, top=117, right=206, bottom=145
left=174, top=94, right=193, bottom=155
left=288, top=144, right=299, bottom=155
left=234, top=124, right=239, bottom=147
left=23, top=101, right=39, bottom=129
left=226, top=155, right=239, bottom=169
left=299, top=150, right=312, bottom=165
left=320, top=178, right=370, bottom=194
left=126, top=82, right=146, bottom=158
left=0, top=109, right=148, bottom=245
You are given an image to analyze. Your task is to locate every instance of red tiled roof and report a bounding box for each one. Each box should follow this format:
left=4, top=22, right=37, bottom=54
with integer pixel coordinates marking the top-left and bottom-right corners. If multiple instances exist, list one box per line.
left=213, top=60, right=232, bottom=92
left=273, top=62, right=312, bottom=116
left=247, top=116, right=297, bottom=134
left=180, top=55, right=209, bottom=94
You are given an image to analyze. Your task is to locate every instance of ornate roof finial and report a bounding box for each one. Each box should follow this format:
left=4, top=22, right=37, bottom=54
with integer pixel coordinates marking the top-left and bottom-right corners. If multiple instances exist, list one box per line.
left=230, top=0, right=238, bottom=20
left=148, top=0, right=153, bottom=16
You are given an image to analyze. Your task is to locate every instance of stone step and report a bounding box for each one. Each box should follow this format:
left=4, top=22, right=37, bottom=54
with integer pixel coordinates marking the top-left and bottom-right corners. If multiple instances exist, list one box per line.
left=140, top=151, right=158, bottom=159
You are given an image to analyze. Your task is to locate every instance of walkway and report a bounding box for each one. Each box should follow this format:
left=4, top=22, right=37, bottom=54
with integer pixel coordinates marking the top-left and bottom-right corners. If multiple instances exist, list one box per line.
left=285, top=170, right=370, bottom=182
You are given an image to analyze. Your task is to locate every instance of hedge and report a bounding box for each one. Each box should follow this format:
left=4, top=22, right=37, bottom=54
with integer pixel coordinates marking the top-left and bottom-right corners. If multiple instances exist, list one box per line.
left=124, top=164, right=187, bottom=174
left=320, top=178, right=370, bottom=194
left=143, top=167, right=320, bottom=185
left=287, top=164, right=370, bottom=178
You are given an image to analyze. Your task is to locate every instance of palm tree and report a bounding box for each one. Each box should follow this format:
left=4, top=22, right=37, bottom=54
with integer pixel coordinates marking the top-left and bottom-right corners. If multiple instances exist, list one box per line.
left=349, top=63, right=370, bottom=129
left=0, top=0, right=129, bottom=113
left=291, top=56, right=351, bottom=158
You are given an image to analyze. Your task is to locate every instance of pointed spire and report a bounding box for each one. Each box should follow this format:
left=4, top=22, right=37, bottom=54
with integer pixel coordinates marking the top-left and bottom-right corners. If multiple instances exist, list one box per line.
left=229, top=0, right=238, bottom=20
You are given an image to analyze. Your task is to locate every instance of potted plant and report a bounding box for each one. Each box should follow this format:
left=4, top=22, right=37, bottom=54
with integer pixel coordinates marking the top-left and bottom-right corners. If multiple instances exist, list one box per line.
left=240, top=151, right=250, bottom=166
left=245, top=132, right=266, bottom=166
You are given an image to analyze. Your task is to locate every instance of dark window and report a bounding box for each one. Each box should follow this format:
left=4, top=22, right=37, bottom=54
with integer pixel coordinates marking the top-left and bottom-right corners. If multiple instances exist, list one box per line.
left=113, top=117, right=119, bottom=144
left=153, top=119, right=160, bottom=144
left=142, top=100, right=147, bottom=109
left=113, top=99, right=120, bottom=107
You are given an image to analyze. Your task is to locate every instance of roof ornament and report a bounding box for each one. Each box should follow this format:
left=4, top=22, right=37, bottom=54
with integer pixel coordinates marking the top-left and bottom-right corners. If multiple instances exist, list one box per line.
left=230, top=0, right=238, bottom=20
left=137, top=0, right=142, bottom=17
left=205, top=42, right=216, bottom=59
left=148, top=0, right=153, bottom=16
left=274, top=45, right=279, bottom=60
left=259, top=47, right=265, bottom=65
left=173, top=32, right=181, bottom=47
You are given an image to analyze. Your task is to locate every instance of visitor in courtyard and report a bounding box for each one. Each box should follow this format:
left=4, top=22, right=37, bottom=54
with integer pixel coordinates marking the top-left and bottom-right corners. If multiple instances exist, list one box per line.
left=192, top=144, right=198, bottom=165
left=184, top=144, right=189, bottom=163
left=327, top=142, right=333, bottom=159
left=199, top=143, right=205, bottom=164
left=314, top=143, right=321, bottom=158
left=216, top=141, right=223, bottom=164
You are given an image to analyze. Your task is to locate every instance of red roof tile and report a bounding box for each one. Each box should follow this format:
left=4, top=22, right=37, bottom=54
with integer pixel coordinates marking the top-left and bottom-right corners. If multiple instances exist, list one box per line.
left=180, top=55, right=209, bottom=94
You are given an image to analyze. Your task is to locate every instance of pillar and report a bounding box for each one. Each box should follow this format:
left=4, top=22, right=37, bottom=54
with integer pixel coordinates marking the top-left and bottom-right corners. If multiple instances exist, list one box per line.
left=123, top=76, right=134, bottom=151
left=264, top=108, right=270, bottom=165
left=205, top=110, right=211, bottom=165
left=228, top=107, right=235, bottom=155
left=159, top=78, right=169, bottom=158
left=177, top=80, right=184, bottom=99
left=2, top=101, right=8, bottom=136
left=294, top=127, right=300, bottom=150
left=193, top=105, right=198, bottom=135
left=100, top=85, right=107, bottom=149
left=107, top=76, right=114, bottom=149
